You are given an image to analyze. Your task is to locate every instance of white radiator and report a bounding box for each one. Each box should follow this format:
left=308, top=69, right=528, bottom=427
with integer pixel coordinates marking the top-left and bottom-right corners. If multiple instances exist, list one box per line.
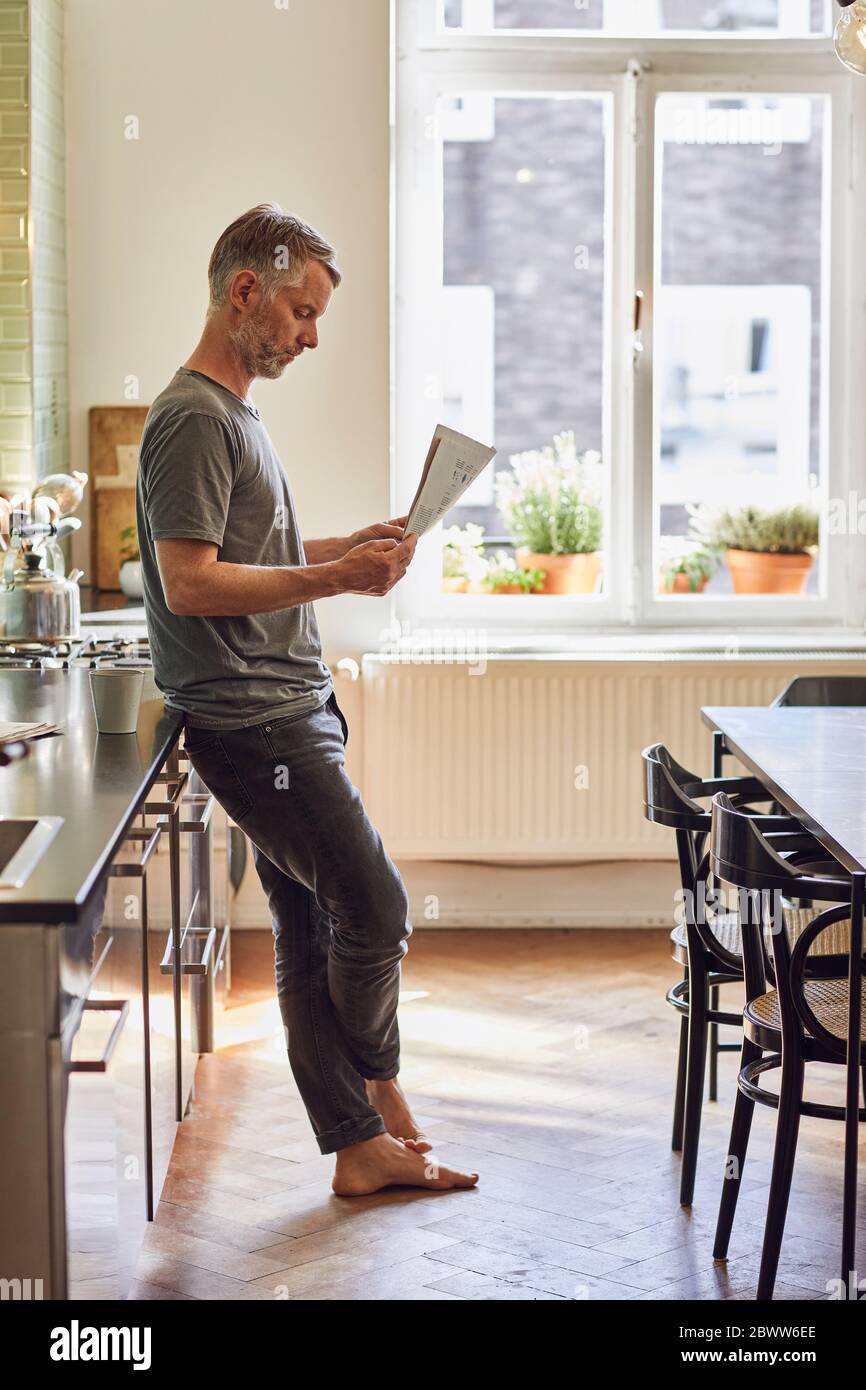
left=360, top=653, right=866, bottom=862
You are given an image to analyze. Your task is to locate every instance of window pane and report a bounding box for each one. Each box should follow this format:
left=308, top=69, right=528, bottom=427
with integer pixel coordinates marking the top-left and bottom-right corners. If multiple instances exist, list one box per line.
left=443, top=0, right=830, bottom=35
left=439, top=93, right=609, bottom=592
left=653, top=94, right=828, bottom=598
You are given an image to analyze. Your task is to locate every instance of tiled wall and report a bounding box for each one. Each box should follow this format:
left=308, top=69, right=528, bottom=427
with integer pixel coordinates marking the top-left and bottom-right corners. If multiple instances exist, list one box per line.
left=29, top=0, right=67, bottom=481
left=0, top=0, right=68, bottom=491
left=0, top=0, right=31, bottom=488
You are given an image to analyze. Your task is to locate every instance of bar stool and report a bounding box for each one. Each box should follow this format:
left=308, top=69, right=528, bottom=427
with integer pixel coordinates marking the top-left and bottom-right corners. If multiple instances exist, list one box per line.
left=642, top=744, right=805, bottom=1206
left=709, top=790, right=865, bottom=1301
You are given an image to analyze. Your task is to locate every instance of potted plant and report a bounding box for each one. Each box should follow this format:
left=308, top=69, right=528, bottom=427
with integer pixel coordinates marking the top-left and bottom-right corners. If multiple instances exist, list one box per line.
left=118, top=524, right=143, bottom=598
left=442, top=522, right=486, bottom=593
left=495, top=431, right=604, bottom=595
left=480, top=551, right=546, bottom=595
left=689, top=502, right=819, bottom=596
left=658, top=539, right=716, bottom=595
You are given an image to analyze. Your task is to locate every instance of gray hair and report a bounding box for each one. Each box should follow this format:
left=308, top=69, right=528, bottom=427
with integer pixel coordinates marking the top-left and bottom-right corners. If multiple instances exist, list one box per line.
left=207, top=203, right=342, bottom=313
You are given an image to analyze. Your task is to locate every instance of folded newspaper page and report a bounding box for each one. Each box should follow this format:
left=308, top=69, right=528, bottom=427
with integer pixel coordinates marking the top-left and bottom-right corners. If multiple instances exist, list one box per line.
left=403, top=425, right=497, bottom=540
left=0, top=720, right=61, bottom=745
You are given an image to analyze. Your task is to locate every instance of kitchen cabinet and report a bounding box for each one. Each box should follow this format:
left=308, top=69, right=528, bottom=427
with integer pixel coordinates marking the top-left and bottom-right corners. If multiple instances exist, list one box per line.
left=64, top=865, right=149, bottom=1300
left=0, top=671, right=212, bottom=1298
left=0, top=666, right=244, bottom=1298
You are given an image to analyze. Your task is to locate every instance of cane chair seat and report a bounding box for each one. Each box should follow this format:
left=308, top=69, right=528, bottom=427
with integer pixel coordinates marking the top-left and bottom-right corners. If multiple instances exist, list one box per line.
left=745, top=977, right=866, bottom=1045
left=670, top=915, right=742, bottom=966
left=671, top=906, right=852, bottom=970
left=782, top=906, right=852, bottom=957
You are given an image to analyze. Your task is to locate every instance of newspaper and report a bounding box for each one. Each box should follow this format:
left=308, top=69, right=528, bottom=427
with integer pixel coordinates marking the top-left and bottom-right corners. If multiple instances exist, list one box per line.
left=0, top=720, right=61, bottom=746
left=402, top=425, right=497, bottom=540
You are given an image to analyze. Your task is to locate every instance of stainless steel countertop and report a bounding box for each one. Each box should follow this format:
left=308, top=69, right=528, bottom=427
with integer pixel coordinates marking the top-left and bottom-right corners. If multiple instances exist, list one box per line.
left=0, top=666, right=183, bottom=923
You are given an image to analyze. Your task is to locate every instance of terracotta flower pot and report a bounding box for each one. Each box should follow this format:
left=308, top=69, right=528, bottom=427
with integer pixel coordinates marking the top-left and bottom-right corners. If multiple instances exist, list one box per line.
left=516, top=549, right=602, bottom=596
left=725, top=549, right=813, bottom=596
left=658, top=574, right=709, bottom=596
left=442, top=576, right=468, bottom=593
left=487, top=582, right=525, bottom=595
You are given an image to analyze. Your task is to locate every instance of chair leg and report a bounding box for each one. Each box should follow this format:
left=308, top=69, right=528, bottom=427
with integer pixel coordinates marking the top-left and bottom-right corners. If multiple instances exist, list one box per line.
left=713, top=1037, right=762, bottom=1259
left=709, top=985, right=719, bottom=1102
left=756, top=1054, right=805, bottom=1301
left=672, top=1008, right=688, bottom=1152
left=671, top=963, right=689, bottom=1152
left=679, top=958, right=709, bottom=1207
left=842, top=876, right=864, bottom=1294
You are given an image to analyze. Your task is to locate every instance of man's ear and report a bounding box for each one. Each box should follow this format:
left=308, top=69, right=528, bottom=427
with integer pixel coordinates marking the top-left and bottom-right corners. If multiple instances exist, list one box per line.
left=231, top=271, right=257, bottom=309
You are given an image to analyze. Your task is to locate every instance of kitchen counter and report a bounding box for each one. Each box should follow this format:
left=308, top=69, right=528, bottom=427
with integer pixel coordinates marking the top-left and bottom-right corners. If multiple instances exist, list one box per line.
left=0, top=667, right=183, bottom=922
left=78, top=585, right=146, bottom=622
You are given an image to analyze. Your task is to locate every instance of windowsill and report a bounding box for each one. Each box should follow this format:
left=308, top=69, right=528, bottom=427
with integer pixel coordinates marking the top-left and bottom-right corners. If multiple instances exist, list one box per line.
left=369, top=627, right=866, bottom=662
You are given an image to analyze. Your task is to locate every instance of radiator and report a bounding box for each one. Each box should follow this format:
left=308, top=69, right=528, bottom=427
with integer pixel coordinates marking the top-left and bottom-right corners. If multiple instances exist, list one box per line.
left=360, top=653, right=866, bottom=862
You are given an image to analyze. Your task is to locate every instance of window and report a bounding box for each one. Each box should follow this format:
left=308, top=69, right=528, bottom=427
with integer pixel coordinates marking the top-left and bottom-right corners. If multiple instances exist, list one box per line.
left=653, top=93, right=828, bottom=597
left=441, top=1, right=832, bottom=36
left=396, top=0, right=862, bottom=631
left=442, top=91, right=611, bottom=552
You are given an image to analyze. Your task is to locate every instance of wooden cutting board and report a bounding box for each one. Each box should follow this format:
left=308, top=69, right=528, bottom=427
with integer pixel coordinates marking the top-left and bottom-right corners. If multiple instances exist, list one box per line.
left=89, top=405, right=149, bottom=591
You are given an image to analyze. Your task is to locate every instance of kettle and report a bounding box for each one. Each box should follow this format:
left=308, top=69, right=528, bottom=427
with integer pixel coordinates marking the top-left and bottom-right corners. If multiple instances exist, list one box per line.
left=0, top=514, right=84, bottom=641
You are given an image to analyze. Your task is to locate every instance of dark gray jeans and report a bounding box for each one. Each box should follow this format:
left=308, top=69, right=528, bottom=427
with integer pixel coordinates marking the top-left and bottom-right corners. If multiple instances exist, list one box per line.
left=182, top=690, right=412, bottom=1154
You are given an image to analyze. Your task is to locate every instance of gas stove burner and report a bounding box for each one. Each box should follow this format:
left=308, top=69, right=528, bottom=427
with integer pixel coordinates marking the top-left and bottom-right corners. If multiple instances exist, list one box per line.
left=0, top=654, right=47, bottom=670
left=0, top=629, right=152, bottom=673
left=0, top=638, right=72, bottom=655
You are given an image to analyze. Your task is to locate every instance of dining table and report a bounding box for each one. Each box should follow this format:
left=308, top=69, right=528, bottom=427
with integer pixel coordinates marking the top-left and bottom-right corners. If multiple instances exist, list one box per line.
left=702, top=704, right=866, bottom=1287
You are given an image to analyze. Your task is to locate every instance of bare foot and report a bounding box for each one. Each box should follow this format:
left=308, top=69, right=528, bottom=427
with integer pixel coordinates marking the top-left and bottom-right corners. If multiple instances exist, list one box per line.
left=365, top=1076, right=433, bottom=1152
left=332, top=1132, right=479, bottom=1197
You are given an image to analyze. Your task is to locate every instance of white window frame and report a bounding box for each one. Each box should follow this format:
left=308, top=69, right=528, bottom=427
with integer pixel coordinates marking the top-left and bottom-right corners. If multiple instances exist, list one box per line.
left=393, top=0, right=866, bottom=634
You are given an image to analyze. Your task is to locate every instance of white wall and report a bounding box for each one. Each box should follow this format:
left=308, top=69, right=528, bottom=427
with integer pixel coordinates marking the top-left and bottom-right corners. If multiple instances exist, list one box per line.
left=64, top=0, right=393, bottom=663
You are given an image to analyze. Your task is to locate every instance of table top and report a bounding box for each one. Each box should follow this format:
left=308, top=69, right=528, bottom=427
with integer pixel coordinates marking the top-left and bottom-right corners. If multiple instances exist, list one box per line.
left=701, top=706, right=866, bottom=876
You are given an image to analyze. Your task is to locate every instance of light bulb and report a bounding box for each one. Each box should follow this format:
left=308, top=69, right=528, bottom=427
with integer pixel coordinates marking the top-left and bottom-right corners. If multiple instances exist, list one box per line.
left=834, top=1, right=866, bottom=76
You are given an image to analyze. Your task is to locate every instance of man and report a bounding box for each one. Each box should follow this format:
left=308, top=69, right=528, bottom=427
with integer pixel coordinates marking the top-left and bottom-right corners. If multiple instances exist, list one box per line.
left=136, top=204, right=478, bottom=1196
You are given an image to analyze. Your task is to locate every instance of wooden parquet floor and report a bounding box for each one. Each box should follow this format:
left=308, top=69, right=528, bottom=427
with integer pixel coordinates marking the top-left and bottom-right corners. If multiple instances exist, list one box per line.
left=131, top=929, right=863, bottom=1301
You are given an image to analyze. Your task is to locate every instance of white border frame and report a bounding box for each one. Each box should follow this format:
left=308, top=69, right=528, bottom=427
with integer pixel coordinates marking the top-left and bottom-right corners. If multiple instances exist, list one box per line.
left=394, top=0, right=866, bottom=636
left=635, top=70, right=853, bottom=627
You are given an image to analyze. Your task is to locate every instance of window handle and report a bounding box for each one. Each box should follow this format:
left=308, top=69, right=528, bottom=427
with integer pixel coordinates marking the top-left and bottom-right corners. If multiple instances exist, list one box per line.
left=633, top=290, right=645, bottom=368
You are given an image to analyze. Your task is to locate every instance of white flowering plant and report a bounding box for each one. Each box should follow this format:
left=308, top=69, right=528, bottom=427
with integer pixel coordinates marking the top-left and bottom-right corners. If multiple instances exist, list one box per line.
left=495, top=432, right=604, bottom=556
left=442, top=522, right=488, bottom=583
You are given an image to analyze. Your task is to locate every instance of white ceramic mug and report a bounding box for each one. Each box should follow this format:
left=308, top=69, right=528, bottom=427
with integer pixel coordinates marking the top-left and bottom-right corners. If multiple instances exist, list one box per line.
left=89, top=667, right=145, bottom=734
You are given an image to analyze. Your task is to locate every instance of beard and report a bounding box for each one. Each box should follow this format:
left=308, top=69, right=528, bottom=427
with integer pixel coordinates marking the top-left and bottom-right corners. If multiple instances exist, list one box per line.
left=227, top=303, right=296, bottom=381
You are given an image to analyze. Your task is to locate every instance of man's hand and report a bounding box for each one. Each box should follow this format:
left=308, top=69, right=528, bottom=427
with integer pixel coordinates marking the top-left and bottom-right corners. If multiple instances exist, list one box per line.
left=349, top=516, right=410, bottom=548
left=336, top=532, right=418, bottom=596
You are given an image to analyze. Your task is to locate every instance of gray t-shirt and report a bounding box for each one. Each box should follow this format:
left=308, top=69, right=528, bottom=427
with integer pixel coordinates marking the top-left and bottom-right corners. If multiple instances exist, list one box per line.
left=135, top=366, right=333, bottom=730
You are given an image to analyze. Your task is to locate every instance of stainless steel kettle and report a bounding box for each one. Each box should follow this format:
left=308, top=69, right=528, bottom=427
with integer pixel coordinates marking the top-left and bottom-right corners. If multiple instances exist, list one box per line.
left=0, top=515, right=84, bottom=641
left=0, top=471, right=89, bottom=642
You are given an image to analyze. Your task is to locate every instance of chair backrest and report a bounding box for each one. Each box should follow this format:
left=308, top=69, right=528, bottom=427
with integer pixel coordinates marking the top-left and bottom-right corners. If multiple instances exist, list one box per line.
left=711, top=791, right=855, bottom=1038
left=641, top=743, right=778, bottom=831
left=710, top=792, right=850, bottom=900
left=641, top=743, right=708, bottom=831
left=773, top=675, right=866, bottom=707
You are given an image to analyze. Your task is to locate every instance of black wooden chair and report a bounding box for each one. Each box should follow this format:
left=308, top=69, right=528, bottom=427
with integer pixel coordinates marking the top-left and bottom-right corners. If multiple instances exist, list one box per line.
left=641, top=744, right=816, bottom=1207
left=772, top=675, right=866, bottom=708
left=710, top=790, right=865, bottom=1301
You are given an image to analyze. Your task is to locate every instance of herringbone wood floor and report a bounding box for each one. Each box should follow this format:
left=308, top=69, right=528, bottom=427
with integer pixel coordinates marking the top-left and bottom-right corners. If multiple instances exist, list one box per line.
left=131, top=929, right=861, bottom=1301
